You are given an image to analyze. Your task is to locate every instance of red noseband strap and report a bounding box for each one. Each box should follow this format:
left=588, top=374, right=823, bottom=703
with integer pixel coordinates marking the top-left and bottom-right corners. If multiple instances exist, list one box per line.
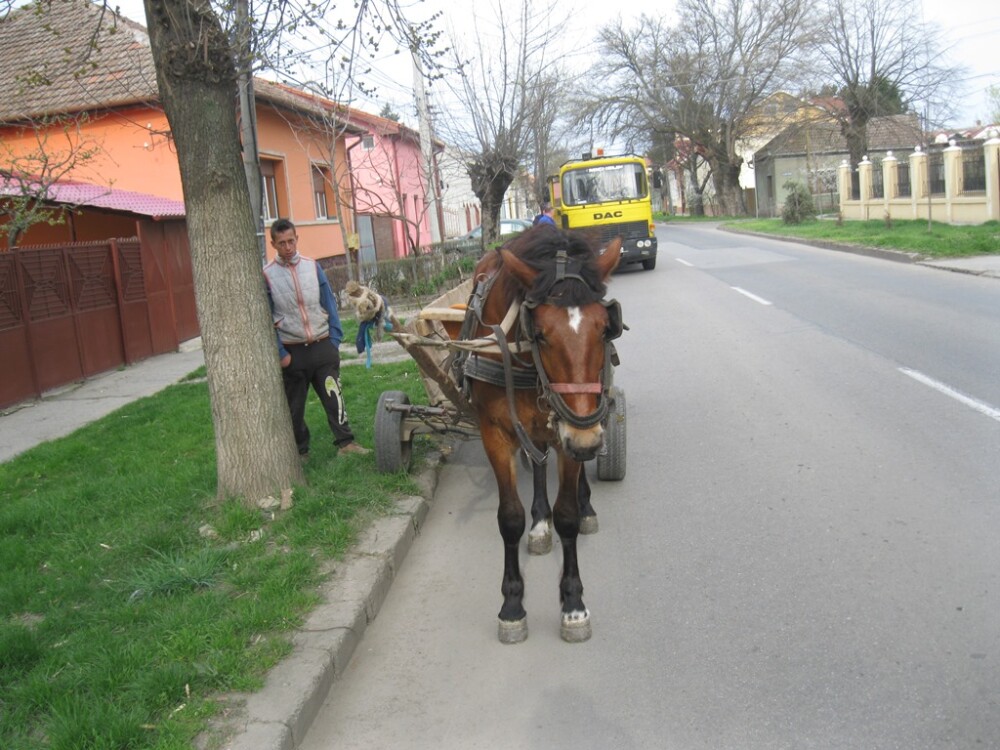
left=549, top=382, right=603, bottom=394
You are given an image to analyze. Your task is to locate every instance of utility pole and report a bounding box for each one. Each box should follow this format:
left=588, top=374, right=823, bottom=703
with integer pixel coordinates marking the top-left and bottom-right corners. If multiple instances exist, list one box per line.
left=411, top=44, right=442, bottom=245
left=236, top=0, right=265, bottom=264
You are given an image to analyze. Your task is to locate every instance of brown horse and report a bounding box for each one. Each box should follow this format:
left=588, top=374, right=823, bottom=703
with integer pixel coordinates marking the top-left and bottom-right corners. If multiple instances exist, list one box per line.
left=460, top=225, right=622, bottom=643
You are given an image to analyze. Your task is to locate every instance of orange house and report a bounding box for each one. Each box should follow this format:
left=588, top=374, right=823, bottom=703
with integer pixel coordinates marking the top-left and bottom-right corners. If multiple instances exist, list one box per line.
left=0, top=0, right=361, bottom=264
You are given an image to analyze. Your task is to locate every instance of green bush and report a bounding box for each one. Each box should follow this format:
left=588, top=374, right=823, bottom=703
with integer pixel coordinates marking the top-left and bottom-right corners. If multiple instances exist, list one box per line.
left=781, top=181, right=816, bottom=224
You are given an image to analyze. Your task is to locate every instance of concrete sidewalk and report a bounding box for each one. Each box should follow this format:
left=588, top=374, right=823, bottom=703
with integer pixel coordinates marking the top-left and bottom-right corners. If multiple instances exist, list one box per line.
left=0, top=336, right=410, bottom=464
left=917, top=254, right=1000, bottom=278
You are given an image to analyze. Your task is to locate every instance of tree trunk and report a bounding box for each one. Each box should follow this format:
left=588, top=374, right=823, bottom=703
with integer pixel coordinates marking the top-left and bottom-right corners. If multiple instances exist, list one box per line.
left=711, top=160, right=746, bottom=217
left=842, top=113, right=869, bottom=170
left=478, top=175, right=511, bottom=245
left=143, top=0, right=303, bottom=502
left=468, top=152, right=516, bottom=246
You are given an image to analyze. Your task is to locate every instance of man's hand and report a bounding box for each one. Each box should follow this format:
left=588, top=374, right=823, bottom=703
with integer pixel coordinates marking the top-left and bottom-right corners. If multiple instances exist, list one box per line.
left=280, top=353, right=291, bottom=368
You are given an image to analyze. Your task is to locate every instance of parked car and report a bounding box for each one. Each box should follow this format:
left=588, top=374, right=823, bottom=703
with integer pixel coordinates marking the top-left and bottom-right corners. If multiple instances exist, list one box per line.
left=457, top=218, right=533, bottom=241
left=443, top=218, right=533, bottom=255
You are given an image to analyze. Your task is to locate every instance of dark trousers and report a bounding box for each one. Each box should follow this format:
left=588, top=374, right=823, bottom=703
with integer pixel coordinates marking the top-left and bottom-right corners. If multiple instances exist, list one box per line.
left=281, top=339, right=355, bottom=454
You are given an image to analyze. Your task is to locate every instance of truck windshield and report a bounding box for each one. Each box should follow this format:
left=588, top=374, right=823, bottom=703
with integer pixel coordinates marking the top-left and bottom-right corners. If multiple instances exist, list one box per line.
left=561, top=162, right=647, bottom=206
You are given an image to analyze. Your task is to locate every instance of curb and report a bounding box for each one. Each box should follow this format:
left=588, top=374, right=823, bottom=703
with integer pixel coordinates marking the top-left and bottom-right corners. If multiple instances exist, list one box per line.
left=719, top=225, right=925, bottom=264
left=214, top=450, right=446, bottom=750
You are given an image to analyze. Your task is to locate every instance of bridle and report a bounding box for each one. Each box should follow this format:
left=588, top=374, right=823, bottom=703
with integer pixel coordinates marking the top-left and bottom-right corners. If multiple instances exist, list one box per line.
left=518, top=295, right=623, bottom=432
left=460, top=247, right=624, bottom=465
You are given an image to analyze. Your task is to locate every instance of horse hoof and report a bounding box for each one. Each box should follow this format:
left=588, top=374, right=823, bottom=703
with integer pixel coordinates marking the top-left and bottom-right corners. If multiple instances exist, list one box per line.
left=561, top=609, right=591, bottom=643
left=498, top=617, right=528, bottom=644
left=528, top=525, right=552, bottom=555
left=579, top=515, right=599, bottom=535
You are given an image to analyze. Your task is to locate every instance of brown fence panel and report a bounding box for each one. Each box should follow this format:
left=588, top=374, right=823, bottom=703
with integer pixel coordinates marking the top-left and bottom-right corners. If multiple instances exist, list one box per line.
left=67, top=243, right=124, bottom=377
left=0, top=253, right=36, bottom=407
left=163, top=221, right=198, bottom=342
left=2, top=223, right=197, bottom=409
left=116, top=239, right=154, bottom=363
left=137, top=221, right=180, bottom=354
left=20, top=247, right=84, bottom=393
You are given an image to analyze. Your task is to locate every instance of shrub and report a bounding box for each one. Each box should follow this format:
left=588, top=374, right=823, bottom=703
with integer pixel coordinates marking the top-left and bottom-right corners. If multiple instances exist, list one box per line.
left=781, top=181, right=816, bottom=224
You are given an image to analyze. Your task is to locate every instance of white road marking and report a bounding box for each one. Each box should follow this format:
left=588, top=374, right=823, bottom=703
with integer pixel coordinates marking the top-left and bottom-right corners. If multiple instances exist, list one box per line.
left=899, top=368, right=1000, bottom=423
left=675, top=258, right=694, bottom=267
left=567, top=306, right=582, bottom=333
left=731, top=286, right=773, bottom=306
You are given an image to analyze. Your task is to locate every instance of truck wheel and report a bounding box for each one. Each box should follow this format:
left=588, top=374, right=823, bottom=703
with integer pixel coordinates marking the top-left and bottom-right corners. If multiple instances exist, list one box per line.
left=642, top=257, right=657, bottom=271
left=375, top=390, right=412, bottom=473
left=596, top=386, right=626, bottom=481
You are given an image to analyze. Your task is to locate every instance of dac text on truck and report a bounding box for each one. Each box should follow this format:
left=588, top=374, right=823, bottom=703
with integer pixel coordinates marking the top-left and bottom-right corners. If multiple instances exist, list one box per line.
left=548, top=151, right=658, bottom=271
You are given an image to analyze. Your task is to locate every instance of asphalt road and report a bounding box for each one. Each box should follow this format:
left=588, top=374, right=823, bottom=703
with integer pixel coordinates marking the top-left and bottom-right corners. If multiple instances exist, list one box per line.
left=300, top=225, right=1000, bottom=750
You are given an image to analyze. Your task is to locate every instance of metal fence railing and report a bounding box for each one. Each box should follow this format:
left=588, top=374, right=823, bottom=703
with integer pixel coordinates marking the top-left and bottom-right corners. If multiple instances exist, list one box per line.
left=897, top=163, right=911, bottom=197
left=927, top=150, right=946, bottom=196
left=963, top=146, right=987, bottom=193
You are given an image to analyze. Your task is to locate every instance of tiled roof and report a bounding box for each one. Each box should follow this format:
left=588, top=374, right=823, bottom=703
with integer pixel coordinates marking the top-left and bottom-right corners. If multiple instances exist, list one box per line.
left=0, top=0, right=158, bottom=121
left=758, top=114, right=924, bottom=157
left=0, top=0, right=368, bottom=135
left=0, top=174, right=185, bottom=218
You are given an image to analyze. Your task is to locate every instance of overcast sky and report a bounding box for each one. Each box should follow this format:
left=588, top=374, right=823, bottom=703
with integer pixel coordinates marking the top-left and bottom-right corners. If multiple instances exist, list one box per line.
left=113, top=0, right=999, bottom=128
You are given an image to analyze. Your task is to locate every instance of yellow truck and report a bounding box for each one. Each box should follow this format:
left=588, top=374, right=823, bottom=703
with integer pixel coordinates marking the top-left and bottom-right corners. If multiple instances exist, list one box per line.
left=548, top=152, right=658, bottom=271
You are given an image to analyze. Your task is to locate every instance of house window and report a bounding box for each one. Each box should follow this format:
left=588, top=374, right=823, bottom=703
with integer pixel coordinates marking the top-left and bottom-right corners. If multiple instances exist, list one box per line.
left=312, top=166, right=330, bottom=219
left=361, top=135, right=374, bottom=151
left=260, top=158, right=286, bottom=221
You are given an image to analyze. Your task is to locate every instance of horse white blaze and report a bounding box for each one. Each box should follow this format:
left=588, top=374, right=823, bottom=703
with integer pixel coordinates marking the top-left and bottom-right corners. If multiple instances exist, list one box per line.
left=567, top=306, right=582, bottom=334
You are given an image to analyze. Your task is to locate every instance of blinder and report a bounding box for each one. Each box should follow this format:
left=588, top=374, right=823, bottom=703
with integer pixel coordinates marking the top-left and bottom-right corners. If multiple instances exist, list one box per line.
left=518, top=297, right=625, bottom=345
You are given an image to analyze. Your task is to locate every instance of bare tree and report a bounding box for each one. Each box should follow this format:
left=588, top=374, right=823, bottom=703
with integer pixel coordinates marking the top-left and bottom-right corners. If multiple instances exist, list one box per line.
left=141, top=0, right=307, bottom=502
left=2, top=0, right=439, bottom=501
left=435, top=0, right=559, bottom=246
left=812, top=0, right=960, bottom=166
left=582, top=0, right=810, bottom=215
left=989, top=85, right=1000, bottom=126
left=137, top=0, right=439, bottom=502
left=0, top=116, right=101, bottom=247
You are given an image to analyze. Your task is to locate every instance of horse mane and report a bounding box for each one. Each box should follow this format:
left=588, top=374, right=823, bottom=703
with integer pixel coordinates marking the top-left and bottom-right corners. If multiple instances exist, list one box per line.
left=496, top=225, right=608, bottom=307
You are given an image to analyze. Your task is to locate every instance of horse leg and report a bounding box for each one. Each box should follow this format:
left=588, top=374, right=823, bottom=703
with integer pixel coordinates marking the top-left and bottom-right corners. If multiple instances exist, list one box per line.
left=483, top=433, right=529, bottom=644
left=578, top=467, right=599, bottom=535
left=553, top=456, right=592, bottom=643
left=527, top=445, right=553, bottom=555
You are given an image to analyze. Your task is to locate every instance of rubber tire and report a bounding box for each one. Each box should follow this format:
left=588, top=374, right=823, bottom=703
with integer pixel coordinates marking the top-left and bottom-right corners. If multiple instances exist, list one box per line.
left=596, top=386, right=626, bottom=481
left=642, top=256, right=657, bottom=271
left=375, top=390, right=412, bottom=473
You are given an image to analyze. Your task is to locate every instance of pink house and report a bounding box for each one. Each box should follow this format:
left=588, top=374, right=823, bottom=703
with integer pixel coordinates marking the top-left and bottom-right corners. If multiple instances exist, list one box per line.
left=343, top=108, right=444, bottom=261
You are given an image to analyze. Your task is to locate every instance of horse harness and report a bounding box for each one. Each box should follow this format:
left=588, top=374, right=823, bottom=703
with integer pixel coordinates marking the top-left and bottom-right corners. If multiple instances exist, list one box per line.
left=453, top=248, right=624, bottom=465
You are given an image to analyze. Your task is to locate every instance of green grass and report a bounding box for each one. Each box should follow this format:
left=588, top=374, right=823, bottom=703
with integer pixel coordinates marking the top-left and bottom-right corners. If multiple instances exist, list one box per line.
left=0, top=358, right=431, bottom=749
left=723, top=217, right=1000, bottom=258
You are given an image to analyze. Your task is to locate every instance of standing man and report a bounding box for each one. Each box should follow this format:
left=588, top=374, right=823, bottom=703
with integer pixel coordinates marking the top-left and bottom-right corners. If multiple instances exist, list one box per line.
left=533, top=201, right=556, bottom=227
left=263, top=218, right=369, bottom=459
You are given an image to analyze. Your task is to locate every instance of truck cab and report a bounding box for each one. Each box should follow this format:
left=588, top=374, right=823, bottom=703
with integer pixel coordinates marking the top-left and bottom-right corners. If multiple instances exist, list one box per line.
left=549, top=152, right=658, bottom=271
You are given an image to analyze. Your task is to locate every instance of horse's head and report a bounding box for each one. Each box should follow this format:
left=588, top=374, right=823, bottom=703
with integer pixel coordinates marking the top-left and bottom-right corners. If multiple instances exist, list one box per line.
left=500, top=228, right=622, bottom=462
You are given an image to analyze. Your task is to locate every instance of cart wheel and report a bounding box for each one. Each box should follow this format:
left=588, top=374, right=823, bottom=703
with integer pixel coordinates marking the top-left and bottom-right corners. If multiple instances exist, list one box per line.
left=596, top=386, right=626, bottom=481
left=375, top=390, right=412, bottom=473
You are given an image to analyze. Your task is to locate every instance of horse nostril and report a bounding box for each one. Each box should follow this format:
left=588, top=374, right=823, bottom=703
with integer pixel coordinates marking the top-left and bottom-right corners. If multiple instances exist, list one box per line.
left=571, top=446, right=599, bottom=462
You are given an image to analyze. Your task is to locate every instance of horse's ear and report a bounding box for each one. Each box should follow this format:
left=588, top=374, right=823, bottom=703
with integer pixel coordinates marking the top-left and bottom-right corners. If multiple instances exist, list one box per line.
left=500, top=249, right=539, bottom=288
left=596, top=238, right=622, bottom=281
